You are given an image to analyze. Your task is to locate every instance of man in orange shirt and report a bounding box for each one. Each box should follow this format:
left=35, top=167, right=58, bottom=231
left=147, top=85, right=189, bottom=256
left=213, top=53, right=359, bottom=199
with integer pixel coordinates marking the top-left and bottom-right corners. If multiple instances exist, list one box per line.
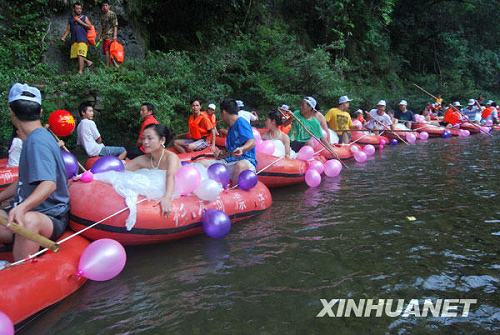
left=174, top=99, right=216, bottom=153
left=443, top=102, right=463, bottom=126
left=127, top=102, right=159, bottom=159
left=481, top=100, right=498, bottom=124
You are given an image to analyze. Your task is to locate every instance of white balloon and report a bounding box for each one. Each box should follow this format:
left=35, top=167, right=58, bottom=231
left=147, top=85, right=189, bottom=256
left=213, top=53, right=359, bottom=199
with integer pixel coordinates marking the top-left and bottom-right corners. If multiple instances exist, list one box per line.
left=194, top=179, right=223, bottom=201
left=191, top=162, right=209, bottom=181
left=328, top=129, right=339, bottom=144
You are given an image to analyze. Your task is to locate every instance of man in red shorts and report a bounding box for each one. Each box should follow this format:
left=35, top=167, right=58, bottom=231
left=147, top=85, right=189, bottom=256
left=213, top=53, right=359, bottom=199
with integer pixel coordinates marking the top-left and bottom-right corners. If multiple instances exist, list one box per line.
left=100, top=1, right=118, bottom=66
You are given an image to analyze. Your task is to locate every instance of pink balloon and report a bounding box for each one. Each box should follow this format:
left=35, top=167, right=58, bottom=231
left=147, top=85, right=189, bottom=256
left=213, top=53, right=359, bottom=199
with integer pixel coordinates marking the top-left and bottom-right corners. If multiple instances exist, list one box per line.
left=78, top=239, right=126, bottom=281
left=363, top=144, right=375, bottom=156
left=297, top=145, right=314, bottom=161
left=379, top=138, right=387, bottom=145
left=419, top=131, right=429, bottom=140
left=307, top=137, right=322, bottom=151
left=175, top=166, right=201, bottom=195
left=378, top=144, right=384, bottom=150
left=80, top=170, right=94, bottom=183
left=350, top=145, right=360, bottom=153
left=252, top=127, right=262, bottom=142
left=480, top=126, right=491, bottom=134
left=485, top=120, right=493, bottom=126
left=324, top=159, right=342, bottom=177
left=406, top=133, right=417, bottom=144
left=0, top=312, right=13, bottom=335
left=305, top=168, right=321, bottom=187
left=352, top=120, right=362, bottom=129
left=257, top=140, right=275, bottom=155
left=308, top=160, right=324, bottom=175
left=463, top=130, right=470, bottom=136
left=354, top=151, right=367, bottom=163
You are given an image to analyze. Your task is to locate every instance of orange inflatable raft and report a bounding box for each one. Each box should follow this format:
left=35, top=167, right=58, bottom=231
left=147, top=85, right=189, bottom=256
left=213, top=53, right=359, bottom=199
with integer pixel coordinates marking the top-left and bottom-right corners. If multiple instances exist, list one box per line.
left=0, top=233, right=89, bottom=325
left=459, top=122, right=481, bottom=134
left=0, top=158, right=18, bottom=192
left=69, top=180, right=272, bottom=245
left=411, top=123, right=446, bottom=137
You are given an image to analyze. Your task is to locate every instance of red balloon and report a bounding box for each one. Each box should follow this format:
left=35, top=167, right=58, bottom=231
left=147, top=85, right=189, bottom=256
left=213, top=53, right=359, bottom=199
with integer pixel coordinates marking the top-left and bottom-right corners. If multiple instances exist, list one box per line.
left=48, top=110, right=75, bottom=137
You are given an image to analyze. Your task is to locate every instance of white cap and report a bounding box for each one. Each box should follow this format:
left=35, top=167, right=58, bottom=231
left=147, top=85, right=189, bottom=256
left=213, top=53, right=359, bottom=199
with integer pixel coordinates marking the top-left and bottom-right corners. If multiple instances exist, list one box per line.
left=399, top=100, right=407, bottom=106
left=304, top=96, right=317, bottom=109
left=452, top=101, right=461, bottom=107
left=338, top=95, right=352, bottom=104
left=278, top=104, right=290, bottom=111
left=8, top=83, right=42, bottom=105
left=236, top=100, right=244, bottom=108
left=207, top=103, right=216, bottom=110
left=377, top=100, right=386, bottom=106
left=468, top=99, right=475, bottom=106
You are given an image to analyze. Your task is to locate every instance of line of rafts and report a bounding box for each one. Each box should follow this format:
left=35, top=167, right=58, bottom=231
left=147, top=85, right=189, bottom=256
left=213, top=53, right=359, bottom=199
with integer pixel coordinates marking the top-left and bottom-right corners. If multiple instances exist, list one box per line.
left=0, top=122, right=496, bottom=327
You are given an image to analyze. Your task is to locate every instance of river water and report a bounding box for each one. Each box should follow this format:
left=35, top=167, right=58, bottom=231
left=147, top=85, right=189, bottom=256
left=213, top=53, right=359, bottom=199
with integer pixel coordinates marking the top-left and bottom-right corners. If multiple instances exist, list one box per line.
left=20, top=134, right=499, bottom=334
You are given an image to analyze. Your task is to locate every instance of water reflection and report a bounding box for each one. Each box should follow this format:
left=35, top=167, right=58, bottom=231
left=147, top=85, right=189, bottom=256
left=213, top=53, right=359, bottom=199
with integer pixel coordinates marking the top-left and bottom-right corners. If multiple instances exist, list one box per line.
left=20, top=135, right=499, bottom=334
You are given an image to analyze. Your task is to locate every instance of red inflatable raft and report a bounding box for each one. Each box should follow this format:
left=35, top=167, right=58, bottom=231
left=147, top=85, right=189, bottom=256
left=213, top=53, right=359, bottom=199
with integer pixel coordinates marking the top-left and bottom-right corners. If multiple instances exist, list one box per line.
left=0, top=158, right=18, bottom=192
left=255, top=152, right=307, bottom=188
left=351, top=131, right=389, bottom=145
left=0, top=233, right=89, bottom=325
left=460, top=122, right=481, bottom=134
left=411, top=123, right=446, bottom=137
left=69, top=180, right=272, bottom=245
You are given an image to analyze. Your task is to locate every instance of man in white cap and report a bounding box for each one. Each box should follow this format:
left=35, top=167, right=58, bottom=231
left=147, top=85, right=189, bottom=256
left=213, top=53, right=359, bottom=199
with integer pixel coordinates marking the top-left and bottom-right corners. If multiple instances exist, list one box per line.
left=325, top=95, right=353, bottom=144
left=236, top=100, right=258, bottom=124
left=461, top=99, right=481, bottom=123
left=0, top=83, right=70, bottom=262
left=394, top=100, right=415, bottom=128
left=367, top=100, right=394, bottom=134
left=287, top=96, right=336, bottom=153
left=480, top=100, right=498, bottom=124
left=202, top=103, right=219, bottom=135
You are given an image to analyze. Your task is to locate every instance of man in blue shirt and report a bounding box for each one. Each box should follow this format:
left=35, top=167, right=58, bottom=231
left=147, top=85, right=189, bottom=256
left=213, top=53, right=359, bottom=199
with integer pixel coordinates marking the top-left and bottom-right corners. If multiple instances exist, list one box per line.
left=204, top=99, right=256, bottom=183
left=0, top=83, right=69, bottom=261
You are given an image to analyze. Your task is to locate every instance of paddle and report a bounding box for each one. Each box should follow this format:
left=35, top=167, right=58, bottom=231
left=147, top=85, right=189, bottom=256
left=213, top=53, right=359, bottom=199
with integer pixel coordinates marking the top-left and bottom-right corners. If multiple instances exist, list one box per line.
left=413, top=83, right=440, bottom=101
left=449, top=104, right=492, bottom=137
left=45, top=125, right=87, bottom=172
left=0, top=215, right=59, bottom=254
left=278, top=109, right=347, bottom=167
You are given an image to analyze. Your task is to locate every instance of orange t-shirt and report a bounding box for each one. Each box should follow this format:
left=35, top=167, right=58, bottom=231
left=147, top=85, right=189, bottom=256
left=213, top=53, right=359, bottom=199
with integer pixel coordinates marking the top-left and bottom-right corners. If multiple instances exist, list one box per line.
left=188, top=114, right=214, bottom=140
left=201, top=111, right=216, bottom=126
left=443, top=108, right=461, bottom=125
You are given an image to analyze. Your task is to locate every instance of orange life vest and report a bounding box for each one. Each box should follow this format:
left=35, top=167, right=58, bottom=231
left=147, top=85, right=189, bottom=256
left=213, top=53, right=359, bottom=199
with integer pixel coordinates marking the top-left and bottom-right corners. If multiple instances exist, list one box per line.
left=110, top=41, right=124, bottom=63
left=87, top=24, right=96, bottom=46
left=481, top=107, right=494, bottom=119
left=443, top=108, right=461, bottom=125
left=188, top=114, right=213, bottom=140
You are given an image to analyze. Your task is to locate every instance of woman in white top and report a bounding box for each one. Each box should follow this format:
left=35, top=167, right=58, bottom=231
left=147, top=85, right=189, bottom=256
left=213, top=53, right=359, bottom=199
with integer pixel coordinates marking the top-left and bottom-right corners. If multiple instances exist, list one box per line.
left=262, top=110, right=291, bottom=158
left=125, top=124, right=180, bottom=215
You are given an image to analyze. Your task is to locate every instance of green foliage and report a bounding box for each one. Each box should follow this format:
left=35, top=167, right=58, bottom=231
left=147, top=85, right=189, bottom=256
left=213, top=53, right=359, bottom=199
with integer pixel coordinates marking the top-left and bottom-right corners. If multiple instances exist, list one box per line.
left=1, top=0, right=498, bottom=156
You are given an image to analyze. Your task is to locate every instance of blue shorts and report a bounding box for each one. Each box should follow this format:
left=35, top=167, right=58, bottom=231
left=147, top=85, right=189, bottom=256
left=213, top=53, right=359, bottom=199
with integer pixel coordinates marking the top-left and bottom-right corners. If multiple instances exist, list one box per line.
left=99, top=146, right=126, bottom=157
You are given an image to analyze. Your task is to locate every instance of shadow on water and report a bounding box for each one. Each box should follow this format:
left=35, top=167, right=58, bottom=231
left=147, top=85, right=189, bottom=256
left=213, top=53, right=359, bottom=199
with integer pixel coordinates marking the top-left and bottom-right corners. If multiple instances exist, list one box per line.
left=20, top=134, right=499, bottom=334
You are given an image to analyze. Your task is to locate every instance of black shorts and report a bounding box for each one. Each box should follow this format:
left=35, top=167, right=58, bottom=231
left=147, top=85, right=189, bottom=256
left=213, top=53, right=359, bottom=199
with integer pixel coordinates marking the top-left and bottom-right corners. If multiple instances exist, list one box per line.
left=291, top=140, right=306, bottom=152
left=3, top=207, right=68, bottom=241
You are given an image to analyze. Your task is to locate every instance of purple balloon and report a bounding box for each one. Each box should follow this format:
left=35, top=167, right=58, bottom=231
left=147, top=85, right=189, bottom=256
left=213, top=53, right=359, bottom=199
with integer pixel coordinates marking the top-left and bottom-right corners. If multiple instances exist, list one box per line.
left=78, top=239, right=127, bottom=281
left=181, top=161, right=190, bottom=166
left=363, top=144, right=375, bottom=156
left=202, top=209, right=231, bottom=238
left=442, top=130, right=451, bottom=138
left=0, top=312, right=14, bottom=335
left=238, top=169, right=258, bottom=190
left=390, top=139, right=398, bottom=145
left=61, top=149, right=78, bottom=179
left=208, top=163, right=230, bottom=188
left=90, top=156, right=125, bottom=174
